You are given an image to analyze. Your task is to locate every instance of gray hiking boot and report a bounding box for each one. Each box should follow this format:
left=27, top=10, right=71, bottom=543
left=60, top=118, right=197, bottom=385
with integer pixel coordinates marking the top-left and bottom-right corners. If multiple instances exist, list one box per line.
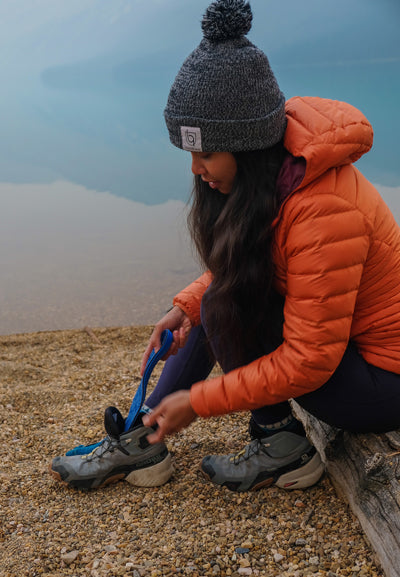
left=201, top=431, right=324, bottom=492
left=50, top=421, right=173, bottom=490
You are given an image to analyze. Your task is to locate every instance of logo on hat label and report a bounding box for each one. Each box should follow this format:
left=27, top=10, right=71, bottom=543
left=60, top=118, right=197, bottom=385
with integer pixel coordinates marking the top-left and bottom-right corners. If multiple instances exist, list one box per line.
left=181, top=126, right=202, bottom=152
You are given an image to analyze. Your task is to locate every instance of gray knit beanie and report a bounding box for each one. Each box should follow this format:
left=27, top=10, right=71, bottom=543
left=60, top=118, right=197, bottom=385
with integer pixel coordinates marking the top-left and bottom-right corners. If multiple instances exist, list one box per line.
left=164, top=0, right=286, bottom=153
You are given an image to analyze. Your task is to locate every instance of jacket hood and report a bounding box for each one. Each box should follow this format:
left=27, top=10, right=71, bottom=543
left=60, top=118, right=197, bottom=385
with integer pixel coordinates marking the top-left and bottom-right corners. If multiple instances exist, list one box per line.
left=284, top=96, right=374, bottom=189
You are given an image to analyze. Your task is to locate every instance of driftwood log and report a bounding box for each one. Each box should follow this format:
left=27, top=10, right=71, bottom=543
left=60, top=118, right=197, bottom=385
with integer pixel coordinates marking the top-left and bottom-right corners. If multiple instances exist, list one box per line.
left=291, top=401, right=400, bottom=577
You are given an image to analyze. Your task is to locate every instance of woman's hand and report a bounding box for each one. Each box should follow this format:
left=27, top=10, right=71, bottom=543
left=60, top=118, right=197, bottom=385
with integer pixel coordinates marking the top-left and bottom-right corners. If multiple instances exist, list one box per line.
left=142, top=390, right=197, bottom=443
left=140, top=306, right=192, bottom=375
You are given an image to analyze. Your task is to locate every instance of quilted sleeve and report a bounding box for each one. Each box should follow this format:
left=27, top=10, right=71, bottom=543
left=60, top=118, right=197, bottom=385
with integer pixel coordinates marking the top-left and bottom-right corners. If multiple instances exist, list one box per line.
left=173, top=271, right=213, bottom=326
left=190, top=192, right=371, bottom=417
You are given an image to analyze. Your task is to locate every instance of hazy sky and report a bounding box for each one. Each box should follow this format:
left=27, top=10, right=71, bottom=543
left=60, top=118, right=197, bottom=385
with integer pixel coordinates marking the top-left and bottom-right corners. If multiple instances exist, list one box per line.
left=1, top=0, right=399, bottom=201
left=1, top=0, right=398, bottom=71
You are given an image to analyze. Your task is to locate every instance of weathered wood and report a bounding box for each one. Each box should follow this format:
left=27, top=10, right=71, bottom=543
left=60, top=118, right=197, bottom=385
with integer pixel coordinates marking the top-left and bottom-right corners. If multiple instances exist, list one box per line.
left=291, top=401, right=400, bottom=577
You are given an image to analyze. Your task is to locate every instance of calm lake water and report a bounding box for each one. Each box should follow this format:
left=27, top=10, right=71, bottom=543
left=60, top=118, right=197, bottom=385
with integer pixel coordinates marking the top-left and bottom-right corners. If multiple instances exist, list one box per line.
left=0, top=0, right=399, bottom=334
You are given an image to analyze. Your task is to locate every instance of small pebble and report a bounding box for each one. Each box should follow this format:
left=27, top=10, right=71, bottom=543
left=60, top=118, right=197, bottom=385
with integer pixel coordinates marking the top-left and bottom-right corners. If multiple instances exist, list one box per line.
left=61, top=550, right=79, bottom=565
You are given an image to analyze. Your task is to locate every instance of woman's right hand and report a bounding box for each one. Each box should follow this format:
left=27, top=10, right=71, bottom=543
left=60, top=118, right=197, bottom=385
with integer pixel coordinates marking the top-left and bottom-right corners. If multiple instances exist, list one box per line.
left=140, top=305, right=192, bottom=375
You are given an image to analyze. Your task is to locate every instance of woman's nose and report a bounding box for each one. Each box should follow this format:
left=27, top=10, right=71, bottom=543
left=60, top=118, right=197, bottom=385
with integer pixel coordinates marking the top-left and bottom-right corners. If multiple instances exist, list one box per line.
left=191, top=154, right=205, bottom=175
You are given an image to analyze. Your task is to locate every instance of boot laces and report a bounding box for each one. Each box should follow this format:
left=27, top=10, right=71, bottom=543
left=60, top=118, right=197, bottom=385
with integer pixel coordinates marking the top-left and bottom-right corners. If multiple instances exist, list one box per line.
left=82, top=436, right=115, bottom=461
left=229, top=439, right=270, bottom=465
left=82, top=435, right=132, bottom=461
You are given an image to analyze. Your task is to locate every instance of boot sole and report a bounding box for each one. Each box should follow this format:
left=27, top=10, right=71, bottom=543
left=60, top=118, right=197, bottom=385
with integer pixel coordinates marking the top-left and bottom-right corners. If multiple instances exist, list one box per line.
left=49, top=453, right=173, bottom=490
left=275, top=453, right=325, bottom=489
left=49, top=465, right=128, bottom=489
left=126, top=453, right=174, bottom=487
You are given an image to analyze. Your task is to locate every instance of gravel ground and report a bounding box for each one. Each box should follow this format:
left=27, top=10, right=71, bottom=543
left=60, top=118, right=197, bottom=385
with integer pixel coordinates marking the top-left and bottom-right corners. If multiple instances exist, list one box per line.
left=0, top=326, right=383, bottom=577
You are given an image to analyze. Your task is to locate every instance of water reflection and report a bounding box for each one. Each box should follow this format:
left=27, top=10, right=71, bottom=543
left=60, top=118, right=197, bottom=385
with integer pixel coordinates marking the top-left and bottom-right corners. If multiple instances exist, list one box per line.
left=1, top=180, right=399, bottom=336
left=0, top=181, right=200, bottom=334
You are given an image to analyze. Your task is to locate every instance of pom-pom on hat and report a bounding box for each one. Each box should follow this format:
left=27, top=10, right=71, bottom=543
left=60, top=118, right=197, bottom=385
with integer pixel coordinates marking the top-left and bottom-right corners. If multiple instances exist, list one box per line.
left=164, top=0, right=286, bottom=153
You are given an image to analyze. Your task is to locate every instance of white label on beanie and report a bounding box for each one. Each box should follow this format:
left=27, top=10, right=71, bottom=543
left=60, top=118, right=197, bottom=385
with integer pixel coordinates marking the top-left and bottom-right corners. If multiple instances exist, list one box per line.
left=181, top=126, right=202, bottom=152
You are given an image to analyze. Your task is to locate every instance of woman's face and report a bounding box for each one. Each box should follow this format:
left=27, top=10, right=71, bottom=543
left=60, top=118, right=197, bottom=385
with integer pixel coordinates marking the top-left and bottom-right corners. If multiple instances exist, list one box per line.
left=190, top=151, right=237, bottom=195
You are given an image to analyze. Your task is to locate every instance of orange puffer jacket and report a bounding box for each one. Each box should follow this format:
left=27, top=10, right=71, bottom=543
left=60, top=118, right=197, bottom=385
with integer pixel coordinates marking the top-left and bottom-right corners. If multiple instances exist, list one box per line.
left=173, top=96, right=400, bottom=418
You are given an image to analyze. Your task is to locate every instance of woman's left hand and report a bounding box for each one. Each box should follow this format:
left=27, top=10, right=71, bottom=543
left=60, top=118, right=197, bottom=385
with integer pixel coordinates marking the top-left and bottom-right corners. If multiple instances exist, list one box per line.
left=142, top=390, right=197, bottom=444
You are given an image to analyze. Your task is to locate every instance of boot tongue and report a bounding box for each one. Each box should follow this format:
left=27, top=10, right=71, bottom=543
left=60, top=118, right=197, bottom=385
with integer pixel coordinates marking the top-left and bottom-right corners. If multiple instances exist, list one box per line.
left=104, top=406, right=126, bottom=438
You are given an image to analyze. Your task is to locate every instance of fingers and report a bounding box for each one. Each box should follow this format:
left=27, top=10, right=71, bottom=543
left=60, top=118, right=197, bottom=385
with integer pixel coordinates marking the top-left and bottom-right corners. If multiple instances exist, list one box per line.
left=176, top=326, right=187, bottom=348
left=145, top=424, right=166, bottom=444
left=140, top=307, right=192, bottom=374
left=159, top=328, right=186, bottom=362
left=172, top=326, right=188, bottom=350
left=142, top=410, right=169, bottom=443
left=140, top=344, right=152, bottom=376
left=142, top=391, right=196, bottom=444
left=143, top=411, right=157, bottom=428
left=140, top=331, right=162, bottom=375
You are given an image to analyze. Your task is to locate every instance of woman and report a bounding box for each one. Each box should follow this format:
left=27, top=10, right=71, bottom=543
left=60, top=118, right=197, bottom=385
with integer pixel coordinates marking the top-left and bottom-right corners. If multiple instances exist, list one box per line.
left=50, top=0, right=400, bottom=492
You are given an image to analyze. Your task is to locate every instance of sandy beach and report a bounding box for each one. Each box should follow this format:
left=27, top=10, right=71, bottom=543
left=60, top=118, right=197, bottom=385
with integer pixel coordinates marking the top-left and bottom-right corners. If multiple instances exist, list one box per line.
left=0, top=326, right=383, bottom=576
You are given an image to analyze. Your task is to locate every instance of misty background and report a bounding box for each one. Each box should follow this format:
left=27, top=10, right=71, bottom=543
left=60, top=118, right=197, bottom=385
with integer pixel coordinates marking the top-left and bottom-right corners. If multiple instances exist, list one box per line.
left=0, top=0, right=399, bottom=333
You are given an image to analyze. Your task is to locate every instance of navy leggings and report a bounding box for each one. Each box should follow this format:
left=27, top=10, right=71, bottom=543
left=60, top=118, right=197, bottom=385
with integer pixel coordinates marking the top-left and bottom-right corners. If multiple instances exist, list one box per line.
left=146, top=324, right=400, bottom=434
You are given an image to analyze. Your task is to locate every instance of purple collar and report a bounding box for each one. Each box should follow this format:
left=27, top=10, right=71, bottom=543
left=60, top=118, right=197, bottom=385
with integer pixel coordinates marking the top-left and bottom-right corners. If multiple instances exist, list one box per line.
left=276, top=151, right=306, bottom=204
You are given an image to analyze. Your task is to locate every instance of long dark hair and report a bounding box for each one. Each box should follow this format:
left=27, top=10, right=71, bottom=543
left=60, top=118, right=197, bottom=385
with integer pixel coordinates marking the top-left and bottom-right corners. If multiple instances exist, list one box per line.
left=188, top=141, right=285, bottom=366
